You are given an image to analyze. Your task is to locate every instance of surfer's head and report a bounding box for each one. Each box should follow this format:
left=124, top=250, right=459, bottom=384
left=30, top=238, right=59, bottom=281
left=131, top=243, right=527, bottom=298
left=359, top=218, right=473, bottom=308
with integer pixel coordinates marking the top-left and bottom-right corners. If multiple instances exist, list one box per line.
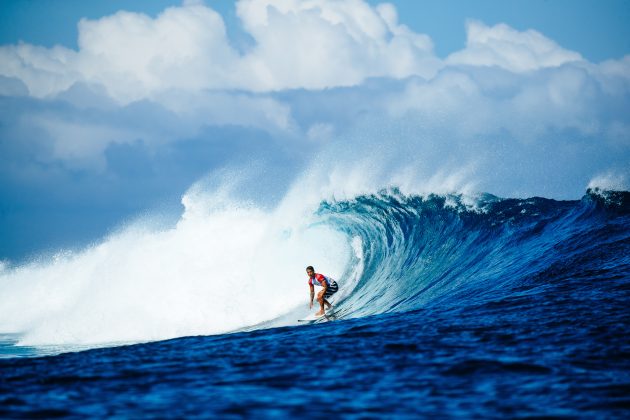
left=306, top=266, right=315, bottom=278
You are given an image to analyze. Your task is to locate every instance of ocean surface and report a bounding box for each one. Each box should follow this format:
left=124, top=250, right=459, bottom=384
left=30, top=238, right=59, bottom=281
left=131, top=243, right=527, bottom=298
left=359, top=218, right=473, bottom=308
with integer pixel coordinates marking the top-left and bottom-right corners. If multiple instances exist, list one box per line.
left=1, top=188, right=629, bottom=417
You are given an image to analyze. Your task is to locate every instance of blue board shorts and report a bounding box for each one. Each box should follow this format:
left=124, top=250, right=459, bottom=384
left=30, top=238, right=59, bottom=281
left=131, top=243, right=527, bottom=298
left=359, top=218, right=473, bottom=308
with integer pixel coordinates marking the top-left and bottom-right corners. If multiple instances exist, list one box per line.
left=324, top=280, right=339, bottom=299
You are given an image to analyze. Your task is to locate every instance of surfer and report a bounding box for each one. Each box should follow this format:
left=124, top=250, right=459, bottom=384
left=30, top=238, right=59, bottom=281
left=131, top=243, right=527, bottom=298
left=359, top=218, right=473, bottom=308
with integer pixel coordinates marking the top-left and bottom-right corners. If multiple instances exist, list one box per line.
left=306, top=266, right=338, bottom=316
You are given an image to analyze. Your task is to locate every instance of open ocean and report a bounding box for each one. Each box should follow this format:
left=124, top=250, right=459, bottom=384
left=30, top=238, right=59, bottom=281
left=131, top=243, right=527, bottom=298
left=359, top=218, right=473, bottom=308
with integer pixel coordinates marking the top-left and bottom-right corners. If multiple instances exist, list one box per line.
left=1, top=188, right=629, bottom=417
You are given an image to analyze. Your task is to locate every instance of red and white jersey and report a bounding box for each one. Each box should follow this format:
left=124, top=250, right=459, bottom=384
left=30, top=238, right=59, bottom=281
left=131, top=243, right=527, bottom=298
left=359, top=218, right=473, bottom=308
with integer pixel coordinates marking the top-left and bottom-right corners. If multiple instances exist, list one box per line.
left=308, top=273, right=331, bottom=287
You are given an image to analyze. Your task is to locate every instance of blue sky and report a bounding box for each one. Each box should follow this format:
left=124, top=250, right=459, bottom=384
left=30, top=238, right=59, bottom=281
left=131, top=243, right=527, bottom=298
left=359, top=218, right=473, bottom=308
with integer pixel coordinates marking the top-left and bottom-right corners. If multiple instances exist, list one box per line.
left=0, top=0, right=629, bottom=262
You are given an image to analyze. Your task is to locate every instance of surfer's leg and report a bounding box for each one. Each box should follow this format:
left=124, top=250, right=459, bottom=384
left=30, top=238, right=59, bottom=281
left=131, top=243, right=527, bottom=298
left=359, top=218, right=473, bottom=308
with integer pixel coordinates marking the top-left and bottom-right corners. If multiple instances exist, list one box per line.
left=316, top=294, right=325, bottom=315
left=323, top=298, right=332, bottom=309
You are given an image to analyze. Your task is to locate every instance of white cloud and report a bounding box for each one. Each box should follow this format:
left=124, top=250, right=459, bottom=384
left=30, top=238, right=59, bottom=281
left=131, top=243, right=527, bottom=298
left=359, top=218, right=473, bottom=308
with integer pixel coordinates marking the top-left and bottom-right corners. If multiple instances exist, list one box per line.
left=76, top=4, right=240, bottom=99
left=447, top=20, right=583, bottom=72
left=387, top=62, right=616, bottom=143
left=0, top=0, right=443, bottom=103
left=1, top=0, right=627, bottom=106
left=235, top=0, right=440, bottom=89
left=0, top=43, right=80, bottom=97
left=0, top=3, right=239, bottom=102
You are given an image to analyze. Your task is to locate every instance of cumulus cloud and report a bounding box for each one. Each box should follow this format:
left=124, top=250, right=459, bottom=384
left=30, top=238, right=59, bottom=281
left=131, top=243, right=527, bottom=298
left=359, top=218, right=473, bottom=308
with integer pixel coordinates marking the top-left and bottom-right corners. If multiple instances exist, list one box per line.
left=235, top=0, right=440, bottom=89
left=0, top=4, right=239, bottom=101
left=1, top=1, right=627, bottom=109
left=388, top=64, right=613, bottom=142
left=2, top=2, right=611, bottom=104
left=447, top=20, right=584, bottom=72
left=0, top=0, right=442, bottom=103
left=0, top=0, right=627, bottom=167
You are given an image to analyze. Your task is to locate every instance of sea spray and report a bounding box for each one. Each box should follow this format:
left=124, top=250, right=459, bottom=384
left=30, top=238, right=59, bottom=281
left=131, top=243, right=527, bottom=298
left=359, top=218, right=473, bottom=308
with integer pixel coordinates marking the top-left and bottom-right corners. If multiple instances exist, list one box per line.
left=0, top=184, right=349, bottom=346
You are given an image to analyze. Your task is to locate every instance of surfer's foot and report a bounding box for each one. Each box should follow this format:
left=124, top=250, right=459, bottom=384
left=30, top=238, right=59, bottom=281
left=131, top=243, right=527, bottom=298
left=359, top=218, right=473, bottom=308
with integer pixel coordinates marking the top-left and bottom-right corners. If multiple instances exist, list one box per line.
left=315, top=310, right=325, bottom=316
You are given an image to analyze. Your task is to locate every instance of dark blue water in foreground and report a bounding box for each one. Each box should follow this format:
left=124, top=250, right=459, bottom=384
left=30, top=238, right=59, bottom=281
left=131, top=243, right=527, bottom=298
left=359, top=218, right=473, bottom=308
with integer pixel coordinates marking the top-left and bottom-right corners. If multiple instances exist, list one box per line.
left=1, top=188, right=629, bottom=417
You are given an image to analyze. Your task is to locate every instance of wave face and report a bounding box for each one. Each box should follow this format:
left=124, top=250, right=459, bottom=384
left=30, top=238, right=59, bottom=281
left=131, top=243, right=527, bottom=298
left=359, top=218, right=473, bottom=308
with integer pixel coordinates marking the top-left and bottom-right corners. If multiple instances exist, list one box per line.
left=0, top=186, right=628, bottom=355
left=322, top=188, right=630, bottom=318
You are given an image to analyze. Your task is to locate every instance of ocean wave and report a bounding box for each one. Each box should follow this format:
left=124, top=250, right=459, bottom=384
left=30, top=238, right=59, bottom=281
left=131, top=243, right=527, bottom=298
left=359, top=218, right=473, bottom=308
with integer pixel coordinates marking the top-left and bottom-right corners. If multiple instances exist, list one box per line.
left=322, top=188, right=630, bottom=318
left=0, top=186, right=627, bottom=354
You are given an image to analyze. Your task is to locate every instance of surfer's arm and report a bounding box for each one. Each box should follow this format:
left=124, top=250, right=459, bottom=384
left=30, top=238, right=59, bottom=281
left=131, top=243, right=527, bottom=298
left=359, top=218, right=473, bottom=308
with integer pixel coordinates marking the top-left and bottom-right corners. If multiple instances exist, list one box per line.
left=309, top=284, right=315, bottom=307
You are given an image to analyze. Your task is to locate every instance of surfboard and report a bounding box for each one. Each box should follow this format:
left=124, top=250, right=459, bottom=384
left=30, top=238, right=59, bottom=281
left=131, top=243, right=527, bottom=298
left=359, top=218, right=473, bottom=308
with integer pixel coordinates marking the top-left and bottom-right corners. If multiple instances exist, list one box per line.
left=297, top=313, right=325, bottom=323
left=298, top=309, right=336, bottom=323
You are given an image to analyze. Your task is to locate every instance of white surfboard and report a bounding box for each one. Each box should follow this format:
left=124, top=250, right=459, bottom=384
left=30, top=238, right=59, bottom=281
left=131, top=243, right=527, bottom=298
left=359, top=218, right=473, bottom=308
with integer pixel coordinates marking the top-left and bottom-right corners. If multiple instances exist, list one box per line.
left=297, top=313, right=326, bottom=323
left=298, top=309, right=336, bottom=323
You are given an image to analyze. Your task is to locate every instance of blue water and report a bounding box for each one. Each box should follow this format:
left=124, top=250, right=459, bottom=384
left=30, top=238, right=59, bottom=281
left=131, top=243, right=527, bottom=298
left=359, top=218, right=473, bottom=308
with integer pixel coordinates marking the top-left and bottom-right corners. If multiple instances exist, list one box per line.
left=1, top=188, right=629, bottom=417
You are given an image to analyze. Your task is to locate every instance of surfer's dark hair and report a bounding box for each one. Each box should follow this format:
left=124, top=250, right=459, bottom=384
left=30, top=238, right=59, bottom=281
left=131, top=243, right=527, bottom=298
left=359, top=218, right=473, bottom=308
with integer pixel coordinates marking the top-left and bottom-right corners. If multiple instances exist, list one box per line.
left=306, top=266, right=314, bottom=271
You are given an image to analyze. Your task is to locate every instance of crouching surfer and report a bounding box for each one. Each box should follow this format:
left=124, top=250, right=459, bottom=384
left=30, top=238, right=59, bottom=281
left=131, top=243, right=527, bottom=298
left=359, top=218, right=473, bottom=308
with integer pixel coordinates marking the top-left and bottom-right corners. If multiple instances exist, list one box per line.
left=306, top=265, right=339, bottom=316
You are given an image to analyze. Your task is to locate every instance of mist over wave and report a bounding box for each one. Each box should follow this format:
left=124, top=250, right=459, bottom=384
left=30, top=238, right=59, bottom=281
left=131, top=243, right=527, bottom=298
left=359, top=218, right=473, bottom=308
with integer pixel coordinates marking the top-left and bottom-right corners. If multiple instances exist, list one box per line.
left=0, top=173, right=352, bottom=346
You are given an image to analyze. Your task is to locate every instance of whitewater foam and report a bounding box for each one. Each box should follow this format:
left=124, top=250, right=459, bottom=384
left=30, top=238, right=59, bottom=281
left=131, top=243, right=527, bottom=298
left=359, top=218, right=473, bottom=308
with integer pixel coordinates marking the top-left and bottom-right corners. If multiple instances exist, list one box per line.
left=0, top=183, right=350, bottom=346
